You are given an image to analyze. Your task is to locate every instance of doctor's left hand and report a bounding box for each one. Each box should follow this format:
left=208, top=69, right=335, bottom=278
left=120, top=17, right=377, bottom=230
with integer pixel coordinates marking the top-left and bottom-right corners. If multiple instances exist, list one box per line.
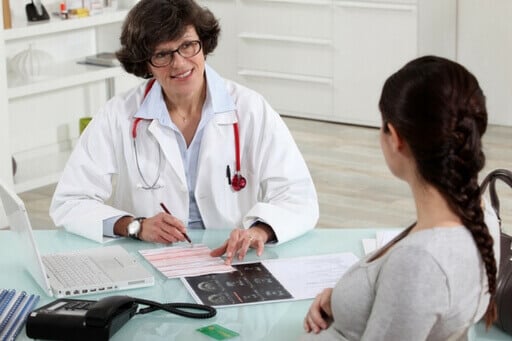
left=210, top=224, right=275, bottom=265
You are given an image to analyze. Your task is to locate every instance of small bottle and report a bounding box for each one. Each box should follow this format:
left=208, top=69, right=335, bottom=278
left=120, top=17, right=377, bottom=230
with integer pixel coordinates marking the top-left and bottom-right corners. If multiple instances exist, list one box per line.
left=60, top=2, right=68, bottom=19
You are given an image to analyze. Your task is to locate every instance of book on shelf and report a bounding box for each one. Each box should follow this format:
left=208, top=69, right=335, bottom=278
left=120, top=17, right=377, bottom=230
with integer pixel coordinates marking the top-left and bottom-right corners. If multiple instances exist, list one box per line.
left=84, top=52, right=121, bottom=67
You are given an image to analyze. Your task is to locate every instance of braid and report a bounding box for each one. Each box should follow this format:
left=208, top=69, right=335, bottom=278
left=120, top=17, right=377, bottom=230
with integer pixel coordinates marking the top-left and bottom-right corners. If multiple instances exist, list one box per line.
left=423, top=95, right=497, bottom=328
left=439, top=171, right=497, bottom=328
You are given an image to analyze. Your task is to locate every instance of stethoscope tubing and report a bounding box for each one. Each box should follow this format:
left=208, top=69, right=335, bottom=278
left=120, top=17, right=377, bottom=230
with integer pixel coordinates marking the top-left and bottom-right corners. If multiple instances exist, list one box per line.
left=132, top=135, right=162, bottom=190
left=233, top=121, right=241, bottom=174
left=131, top=79, right=246, bottom=191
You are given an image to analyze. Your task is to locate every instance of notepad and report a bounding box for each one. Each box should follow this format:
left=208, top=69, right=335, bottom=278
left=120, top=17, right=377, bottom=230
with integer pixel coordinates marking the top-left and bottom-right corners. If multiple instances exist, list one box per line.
left=0, top=289, right=40, bottom=341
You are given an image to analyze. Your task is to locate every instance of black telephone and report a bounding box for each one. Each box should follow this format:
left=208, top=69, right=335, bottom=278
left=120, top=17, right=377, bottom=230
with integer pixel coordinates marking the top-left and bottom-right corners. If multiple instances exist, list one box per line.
left=25, top=0, right=50, bottom=22
left=26, top=296, right=137, bottom=341
left=26, top=295, right=216, bottom=341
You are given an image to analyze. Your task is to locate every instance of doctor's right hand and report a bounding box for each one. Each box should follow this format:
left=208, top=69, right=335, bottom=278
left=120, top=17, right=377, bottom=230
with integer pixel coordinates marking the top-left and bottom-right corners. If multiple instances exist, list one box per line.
left=116, top=214, right=188, bottom=244
left=139, top=213, right=188, bottom=243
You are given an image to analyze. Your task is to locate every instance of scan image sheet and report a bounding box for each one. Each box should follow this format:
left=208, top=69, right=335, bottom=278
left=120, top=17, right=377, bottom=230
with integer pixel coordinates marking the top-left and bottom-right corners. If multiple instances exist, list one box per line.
left=182, top=252, right=359, bottom=307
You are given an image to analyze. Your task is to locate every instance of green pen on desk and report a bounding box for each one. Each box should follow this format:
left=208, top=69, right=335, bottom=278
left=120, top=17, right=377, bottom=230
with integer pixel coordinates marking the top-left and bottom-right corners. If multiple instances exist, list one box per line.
left=159, top=202, right=192, bottom=244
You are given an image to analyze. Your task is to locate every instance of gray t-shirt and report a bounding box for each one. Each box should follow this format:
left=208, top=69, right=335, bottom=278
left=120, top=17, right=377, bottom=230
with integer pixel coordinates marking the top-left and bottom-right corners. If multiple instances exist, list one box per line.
left=301, top=226, right=492, bottom=341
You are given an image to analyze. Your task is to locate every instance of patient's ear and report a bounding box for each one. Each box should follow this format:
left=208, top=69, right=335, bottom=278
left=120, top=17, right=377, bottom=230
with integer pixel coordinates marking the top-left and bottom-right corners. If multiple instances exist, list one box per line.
left=386, top=123, right=405, bottom=152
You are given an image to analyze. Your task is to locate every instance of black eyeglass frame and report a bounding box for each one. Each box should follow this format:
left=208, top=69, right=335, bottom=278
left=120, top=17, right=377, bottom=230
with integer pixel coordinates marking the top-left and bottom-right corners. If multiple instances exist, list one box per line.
left=148, top=40, right=202, bottom=68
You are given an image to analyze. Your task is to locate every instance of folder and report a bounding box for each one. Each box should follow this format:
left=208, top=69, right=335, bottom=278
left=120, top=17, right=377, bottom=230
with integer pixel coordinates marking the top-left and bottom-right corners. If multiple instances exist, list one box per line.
left=0, top=289, right=40, bottom=341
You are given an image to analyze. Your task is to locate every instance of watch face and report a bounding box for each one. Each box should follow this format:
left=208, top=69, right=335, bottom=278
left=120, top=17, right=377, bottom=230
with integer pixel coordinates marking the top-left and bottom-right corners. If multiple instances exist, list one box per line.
left=128, top=220, right=140, bottom=236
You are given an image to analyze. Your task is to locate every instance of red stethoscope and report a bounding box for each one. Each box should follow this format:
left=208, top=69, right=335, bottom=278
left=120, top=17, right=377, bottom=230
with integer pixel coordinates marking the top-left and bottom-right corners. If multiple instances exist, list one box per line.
left=131, top=79, right=246, bottom=191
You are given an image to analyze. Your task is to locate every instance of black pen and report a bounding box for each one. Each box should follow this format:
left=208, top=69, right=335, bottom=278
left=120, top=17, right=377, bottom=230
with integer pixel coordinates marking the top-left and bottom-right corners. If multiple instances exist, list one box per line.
left=226, top=165, right=231, bottom=185
left=159, top=202, right=192, bottom=244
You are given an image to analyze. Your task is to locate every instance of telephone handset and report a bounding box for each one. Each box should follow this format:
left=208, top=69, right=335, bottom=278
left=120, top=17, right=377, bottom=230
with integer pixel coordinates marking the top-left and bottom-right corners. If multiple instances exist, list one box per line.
left=85, top=295, right=136, bottom=327
left=26, top=295, right=216, bottom=341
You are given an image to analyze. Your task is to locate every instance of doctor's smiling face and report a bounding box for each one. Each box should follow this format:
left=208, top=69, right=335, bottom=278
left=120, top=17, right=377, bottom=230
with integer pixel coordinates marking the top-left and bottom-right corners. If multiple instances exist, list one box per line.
left=148, top=25, right=206, bottom=99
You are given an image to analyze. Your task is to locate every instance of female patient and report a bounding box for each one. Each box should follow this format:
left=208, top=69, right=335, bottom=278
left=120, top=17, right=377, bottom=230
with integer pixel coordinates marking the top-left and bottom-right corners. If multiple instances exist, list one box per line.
left=303, top=56, right=500, bottom=340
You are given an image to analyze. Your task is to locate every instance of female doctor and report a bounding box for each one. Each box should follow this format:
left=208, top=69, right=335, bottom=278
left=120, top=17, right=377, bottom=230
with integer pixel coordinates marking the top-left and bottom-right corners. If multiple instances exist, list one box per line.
left=49, top=0, right=318, bottom=264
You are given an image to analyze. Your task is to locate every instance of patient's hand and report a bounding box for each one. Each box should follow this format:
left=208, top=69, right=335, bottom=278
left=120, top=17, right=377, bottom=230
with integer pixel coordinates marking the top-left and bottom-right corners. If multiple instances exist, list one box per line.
left=304, top=288, right=334, bottom=334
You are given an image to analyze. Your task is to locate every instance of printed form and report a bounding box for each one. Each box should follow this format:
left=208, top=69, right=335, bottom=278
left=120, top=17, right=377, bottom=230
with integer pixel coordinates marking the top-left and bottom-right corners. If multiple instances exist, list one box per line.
left=139, top=244, right=235, bottom=278
left=262, top=253, right=359, bottom=300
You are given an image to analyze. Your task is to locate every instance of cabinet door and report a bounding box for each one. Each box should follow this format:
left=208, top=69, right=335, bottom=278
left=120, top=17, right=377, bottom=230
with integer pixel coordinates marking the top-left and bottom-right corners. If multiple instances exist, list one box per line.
left=333, top=1, right=417, bottom=127
left=458, top=0, right=512, bottom=126
left=236, top=0, right=333, bottom=120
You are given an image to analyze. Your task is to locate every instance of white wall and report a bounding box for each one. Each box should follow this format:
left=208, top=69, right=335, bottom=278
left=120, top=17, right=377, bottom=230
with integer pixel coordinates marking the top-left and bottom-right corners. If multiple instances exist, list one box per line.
left=457, top=0, right=512, bottom=126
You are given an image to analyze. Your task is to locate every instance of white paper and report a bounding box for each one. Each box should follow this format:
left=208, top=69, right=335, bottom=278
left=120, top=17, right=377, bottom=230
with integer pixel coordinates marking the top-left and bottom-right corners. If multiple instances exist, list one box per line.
left=376, top=230, right=401, bottom=248
left=261, top=253, right=359, bottom=300
left=362, top=238, right=377, bottom=255
left=362, top=230, right=402, bottom=255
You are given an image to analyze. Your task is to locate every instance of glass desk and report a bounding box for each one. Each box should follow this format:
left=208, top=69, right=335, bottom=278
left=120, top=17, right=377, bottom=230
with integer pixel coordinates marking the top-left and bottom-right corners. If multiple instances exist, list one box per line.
left=0, top=228, right=509, bottom=340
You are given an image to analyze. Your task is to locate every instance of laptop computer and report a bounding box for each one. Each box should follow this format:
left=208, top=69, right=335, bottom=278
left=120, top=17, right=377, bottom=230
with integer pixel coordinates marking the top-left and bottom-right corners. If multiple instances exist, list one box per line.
left=0, top=182, right=154, bottom=298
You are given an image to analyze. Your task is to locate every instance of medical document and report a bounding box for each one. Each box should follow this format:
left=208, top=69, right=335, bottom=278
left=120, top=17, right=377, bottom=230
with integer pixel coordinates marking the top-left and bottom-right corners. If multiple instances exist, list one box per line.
left=139, top=244, right=235, bottom=278
left=182, top=252, right=359, bottom=307
left=262, top=253, right=359, bottom=300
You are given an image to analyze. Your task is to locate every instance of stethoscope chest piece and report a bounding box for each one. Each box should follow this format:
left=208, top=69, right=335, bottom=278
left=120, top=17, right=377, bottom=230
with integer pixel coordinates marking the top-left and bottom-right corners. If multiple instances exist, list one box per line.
left=231, top=173, right=246, bottom=191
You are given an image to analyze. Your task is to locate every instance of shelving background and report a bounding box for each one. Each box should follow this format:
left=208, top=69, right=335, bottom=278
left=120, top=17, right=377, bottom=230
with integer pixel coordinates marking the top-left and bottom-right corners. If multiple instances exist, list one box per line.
left=1, top=2, right=140, bottom=196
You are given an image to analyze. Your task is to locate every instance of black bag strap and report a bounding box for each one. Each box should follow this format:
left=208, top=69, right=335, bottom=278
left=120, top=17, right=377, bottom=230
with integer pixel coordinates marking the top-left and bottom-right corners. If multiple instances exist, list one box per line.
left=480, top=169, right=512, bottom=229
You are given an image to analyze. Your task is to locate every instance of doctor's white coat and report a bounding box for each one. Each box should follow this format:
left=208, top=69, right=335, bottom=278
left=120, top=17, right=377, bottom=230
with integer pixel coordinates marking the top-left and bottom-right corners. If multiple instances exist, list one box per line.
left=50, top=73, right=319, bottom=244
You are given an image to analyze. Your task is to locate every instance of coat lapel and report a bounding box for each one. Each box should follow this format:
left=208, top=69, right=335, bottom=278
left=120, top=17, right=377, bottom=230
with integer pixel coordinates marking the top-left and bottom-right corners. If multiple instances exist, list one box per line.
left=148, top=120, right=187, bottom=186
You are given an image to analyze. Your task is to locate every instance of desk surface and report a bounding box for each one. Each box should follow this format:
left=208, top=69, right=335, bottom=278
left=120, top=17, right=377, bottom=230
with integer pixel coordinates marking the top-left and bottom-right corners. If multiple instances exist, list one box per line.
left=0, top=228, right=509, bottom=341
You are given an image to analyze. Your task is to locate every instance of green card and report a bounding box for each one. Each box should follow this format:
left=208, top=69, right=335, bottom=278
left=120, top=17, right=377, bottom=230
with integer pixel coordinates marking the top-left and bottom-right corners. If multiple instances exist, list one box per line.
left=197, top=324, right=239, bottom=340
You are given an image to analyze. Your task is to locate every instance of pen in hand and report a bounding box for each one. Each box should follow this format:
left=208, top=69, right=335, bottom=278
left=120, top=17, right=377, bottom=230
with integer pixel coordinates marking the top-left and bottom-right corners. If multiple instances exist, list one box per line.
left=159, top=203, right=192, bottom=244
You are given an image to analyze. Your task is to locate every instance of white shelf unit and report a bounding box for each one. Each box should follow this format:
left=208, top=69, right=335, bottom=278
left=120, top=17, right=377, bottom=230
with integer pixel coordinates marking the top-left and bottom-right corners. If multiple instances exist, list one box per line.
left=4, top=9, right=129, bottom=40
left=8, top=62, right=125, bottom=99
left=0, top=3, right=136, bottom=196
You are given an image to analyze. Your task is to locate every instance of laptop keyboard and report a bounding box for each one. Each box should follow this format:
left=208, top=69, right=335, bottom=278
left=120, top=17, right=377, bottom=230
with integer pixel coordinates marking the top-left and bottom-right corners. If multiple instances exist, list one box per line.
left=42, top=253, right=112, bottom=288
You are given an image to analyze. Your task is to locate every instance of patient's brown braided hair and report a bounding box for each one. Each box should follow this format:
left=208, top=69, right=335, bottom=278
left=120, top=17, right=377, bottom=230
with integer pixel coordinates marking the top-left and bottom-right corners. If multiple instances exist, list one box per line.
left=378, top=56, right=497, bottom=327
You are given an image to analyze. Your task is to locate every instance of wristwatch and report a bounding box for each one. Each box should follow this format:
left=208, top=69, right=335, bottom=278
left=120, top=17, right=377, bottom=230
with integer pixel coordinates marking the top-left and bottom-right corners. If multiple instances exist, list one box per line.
left=127, top=217, right=145, bottom=240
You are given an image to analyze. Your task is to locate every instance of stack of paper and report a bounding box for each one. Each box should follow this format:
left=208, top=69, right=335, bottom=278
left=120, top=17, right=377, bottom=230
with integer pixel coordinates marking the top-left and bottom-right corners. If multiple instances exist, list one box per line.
left=362, top=230, right=402, bottom=255
left=0, top=289, right=39, bottom=340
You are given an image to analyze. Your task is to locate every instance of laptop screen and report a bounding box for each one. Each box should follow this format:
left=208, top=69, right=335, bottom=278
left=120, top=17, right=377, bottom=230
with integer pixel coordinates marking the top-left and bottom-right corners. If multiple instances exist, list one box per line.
left=0, top=182, right=53, bottom=296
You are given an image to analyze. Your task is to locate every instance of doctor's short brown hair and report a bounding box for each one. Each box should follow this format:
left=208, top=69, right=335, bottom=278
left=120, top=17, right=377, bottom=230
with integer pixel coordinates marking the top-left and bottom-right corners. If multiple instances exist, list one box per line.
left=116, top=0, right=220, bottom=78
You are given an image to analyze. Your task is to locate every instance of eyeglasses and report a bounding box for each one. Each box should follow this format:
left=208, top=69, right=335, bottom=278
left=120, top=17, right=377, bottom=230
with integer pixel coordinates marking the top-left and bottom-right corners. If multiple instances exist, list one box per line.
left=148, top=40, right=202, bottom=68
